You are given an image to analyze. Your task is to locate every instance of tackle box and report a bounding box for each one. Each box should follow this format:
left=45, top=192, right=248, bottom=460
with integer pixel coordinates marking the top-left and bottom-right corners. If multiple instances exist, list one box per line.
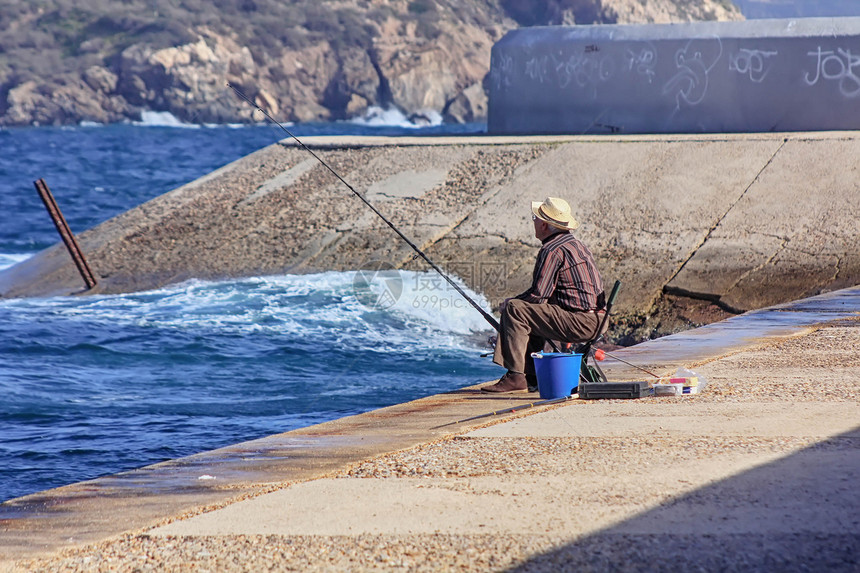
left=578, top=381, right=653, bottom=399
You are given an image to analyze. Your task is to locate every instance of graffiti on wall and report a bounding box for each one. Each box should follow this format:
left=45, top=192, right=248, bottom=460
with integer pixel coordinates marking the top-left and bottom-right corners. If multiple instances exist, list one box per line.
left=804, top=46, right=860, bottom=98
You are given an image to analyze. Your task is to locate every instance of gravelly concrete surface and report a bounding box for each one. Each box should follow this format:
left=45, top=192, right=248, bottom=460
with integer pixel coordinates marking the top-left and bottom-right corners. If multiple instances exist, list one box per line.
left=11, top=316, right=859, bottom=572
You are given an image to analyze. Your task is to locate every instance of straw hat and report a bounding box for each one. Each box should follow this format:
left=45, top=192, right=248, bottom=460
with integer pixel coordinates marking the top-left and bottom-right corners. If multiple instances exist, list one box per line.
left=531, top=197, right=579, bottom=230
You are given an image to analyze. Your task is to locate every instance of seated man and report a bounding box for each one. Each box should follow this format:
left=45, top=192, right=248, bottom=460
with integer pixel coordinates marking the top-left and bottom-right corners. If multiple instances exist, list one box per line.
left=483, top=197, right=606, bottom=393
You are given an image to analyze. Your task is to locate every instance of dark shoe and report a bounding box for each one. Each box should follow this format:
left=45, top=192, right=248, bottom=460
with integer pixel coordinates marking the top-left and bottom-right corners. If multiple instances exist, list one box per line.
left=482, top=371, right=528, bottom=393
left=526, top=374, right=538, bottom=393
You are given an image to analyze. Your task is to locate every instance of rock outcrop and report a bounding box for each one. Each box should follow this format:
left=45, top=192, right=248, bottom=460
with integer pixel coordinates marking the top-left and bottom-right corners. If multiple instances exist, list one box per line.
left=0, top=0, right=742, bottom=127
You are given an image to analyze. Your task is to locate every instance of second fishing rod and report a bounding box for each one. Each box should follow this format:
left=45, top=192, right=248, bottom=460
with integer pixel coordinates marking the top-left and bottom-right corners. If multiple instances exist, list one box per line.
left=228, top=83, right=501, bottom=332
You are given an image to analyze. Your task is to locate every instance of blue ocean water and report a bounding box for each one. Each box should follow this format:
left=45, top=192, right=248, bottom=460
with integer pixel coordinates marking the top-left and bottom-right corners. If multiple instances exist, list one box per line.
left=0, top=117, right=497, bottom=503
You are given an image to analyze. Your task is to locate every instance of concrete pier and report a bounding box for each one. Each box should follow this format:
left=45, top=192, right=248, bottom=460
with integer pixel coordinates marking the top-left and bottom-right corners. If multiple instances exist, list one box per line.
left=1, top=130, right=858, bottom=568
left=1, top=287, right=858, bottom=571
left=488, top=18, right=860, bottom=134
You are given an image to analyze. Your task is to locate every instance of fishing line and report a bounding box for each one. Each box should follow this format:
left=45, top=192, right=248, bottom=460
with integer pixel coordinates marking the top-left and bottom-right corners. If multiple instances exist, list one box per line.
left=431, top=394, right=574, bottom=429
left=227, top=83, right=500, bottom=332
left=598, top=349, right=661, bottom=379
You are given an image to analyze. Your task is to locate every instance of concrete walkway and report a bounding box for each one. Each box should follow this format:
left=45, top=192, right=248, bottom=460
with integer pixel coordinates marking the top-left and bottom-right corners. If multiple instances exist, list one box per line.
left=3, top=287, right=859, bottom=571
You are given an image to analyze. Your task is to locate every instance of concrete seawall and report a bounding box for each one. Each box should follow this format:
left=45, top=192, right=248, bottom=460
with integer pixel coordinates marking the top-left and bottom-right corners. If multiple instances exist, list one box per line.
left=488, top=18, right=860, bottom=134
left=1, top=132, right=858, bottom=340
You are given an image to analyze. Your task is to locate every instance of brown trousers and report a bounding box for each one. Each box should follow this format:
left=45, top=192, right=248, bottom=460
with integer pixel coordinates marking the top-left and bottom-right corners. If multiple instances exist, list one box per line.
left=493, top=298, right=606, bottom=375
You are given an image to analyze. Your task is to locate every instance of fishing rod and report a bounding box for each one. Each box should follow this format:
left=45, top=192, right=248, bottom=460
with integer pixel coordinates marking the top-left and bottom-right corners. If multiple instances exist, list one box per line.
left=227, top=82, right=501, bottom=332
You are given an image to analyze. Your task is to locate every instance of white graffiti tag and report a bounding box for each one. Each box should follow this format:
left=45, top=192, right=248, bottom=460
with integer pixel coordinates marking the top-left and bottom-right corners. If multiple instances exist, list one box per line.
left=626, top=45, right=657, bottom=83
left=804, top=47, right=860, bottom=98
left=525, top=55, right=551, bottom=83
left=555, top=53, right=615, bottom=95
left=662, top=38, right=723, bottom=110
left=729, top=48, right=778, bottom=83
left=489, top=54, right=514, bottom=91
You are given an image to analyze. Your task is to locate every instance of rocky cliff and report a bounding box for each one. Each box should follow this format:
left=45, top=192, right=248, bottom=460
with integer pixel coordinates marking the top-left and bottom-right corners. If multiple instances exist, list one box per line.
left=0, top=0, right=741, bottom=127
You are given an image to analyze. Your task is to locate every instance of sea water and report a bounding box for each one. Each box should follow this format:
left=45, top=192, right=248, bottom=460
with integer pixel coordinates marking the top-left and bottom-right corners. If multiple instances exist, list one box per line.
left=0, top=116, right=497, bottom=502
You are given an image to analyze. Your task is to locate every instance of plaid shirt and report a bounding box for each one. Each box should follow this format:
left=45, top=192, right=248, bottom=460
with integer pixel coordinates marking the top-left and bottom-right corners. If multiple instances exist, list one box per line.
left=515, top=232, right=604, bottom=312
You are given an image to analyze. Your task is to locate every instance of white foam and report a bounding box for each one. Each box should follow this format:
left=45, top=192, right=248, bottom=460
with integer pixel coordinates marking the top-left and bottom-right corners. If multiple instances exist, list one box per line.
left=0, top=270, right=495, bottom=352
left=133, top=111, right=200, bottom=128
left=209, top=123, right=256, bottom=129
left=347, top=106, right=443, bottom=128
left=0, top=253, right=31, bottom=271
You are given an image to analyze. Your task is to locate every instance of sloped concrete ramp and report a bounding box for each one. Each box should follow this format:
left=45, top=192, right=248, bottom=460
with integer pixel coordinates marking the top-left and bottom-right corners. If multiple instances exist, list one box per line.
left=0, top=133, right=857, bottom=329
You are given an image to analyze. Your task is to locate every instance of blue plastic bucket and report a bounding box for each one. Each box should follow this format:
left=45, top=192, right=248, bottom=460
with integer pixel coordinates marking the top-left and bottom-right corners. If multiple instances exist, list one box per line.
left=531, top=352, right=583, bottom=399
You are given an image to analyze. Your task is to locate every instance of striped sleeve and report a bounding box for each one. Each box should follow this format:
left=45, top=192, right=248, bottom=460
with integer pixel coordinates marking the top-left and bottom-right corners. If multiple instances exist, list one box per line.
left=515, top=233, right=604, bottom=311
left=515, top=243, right=563, bottom=304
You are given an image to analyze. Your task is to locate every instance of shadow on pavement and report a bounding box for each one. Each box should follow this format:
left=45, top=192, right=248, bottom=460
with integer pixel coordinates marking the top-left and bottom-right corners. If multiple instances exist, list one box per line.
left=511, top=427, right=860, bottom=572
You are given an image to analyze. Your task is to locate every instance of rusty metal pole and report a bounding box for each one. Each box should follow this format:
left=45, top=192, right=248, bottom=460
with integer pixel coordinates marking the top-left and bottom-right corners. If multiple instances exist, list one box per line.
left=33, top=178, right=98, bottom=290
